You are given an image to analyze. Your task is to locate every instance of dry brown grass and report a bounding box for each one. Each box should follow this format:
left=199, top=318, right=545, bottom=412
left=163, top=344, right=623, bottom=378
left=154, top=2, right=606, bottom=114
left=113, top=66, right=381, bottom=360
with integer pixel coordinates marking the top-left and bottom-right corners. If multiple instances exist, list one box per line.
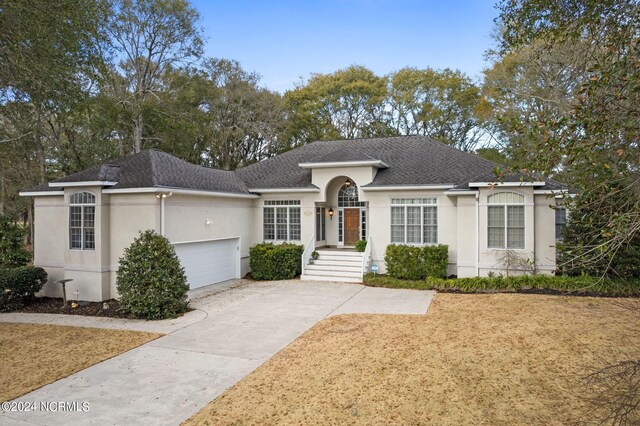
left=0, top=323, right=161, bottom=401
left=186, top=294, right=640, bottom=425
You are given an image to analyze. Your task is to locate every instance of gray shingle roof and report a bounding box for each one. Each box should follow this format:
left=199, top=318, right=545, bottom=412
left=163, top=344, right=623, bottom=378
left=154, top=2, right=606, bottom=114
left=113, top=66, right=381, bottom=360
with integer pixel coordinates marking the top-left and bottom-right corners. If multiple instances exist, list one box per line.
left=24, top=136, right=569, bottom=194
left=313, top=146, right=382, bottom=164
left=236, top=135, right=556, bottom=189
left=36, top=150, right=251, bottom=194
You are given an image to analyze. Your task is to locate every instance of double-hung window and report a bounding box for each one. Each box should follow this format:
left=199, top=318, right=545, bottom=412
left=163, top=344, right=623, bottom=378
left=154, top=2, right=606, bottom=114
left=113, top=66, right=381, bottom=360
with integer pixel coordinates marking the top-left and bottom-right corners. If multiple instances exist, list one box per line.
left=69, top=192, right=96, bottom=250
left=487, top=192, right=525, bottom=249
left=390, top=198, right=438, bottom=244
left=263, top=200, right=301, bottom=241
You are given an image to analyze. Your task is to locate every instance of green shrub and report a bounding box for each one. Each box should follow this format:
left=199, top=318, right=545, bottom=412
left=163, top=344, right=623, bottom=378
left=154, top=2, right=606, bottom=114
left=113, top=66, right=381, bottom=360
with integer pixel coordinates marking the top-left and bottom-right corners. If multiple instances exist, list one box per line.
left=0, top=216, right=32, bottom=268
left=385, top=244, right=448, bottom=280
left=250, top=243, right=304, bottom=280
left=363, top=273, right=640, bottom=297
left=0, top=266, right=47, bottom=311
left=354, top=240, right=367, bottom=252
left=116, top=230, right=189, bottom=320
left=422, top=245, right=449, bottom=278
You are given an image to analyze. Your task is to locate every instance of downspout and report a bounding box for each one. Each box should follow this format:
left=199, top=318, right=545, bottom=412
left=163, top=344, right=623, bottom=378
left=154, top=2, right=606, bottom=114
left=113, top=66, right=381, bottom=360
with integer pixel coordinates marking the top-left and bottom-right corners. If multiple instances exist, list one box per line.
left=475, top=192, right=480, bottom=277
left=157, top=192, right=173, bottom=236
left=160, top=195, right=165, bottom=236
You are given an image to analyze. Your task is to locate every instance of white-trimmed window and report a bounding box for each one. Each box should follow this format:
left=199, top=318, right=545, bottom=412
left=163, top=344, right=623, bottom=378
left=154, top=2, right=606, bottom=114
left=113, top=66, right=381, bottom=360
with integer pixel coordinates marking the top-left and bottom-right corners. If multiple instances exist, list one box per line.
left=263, top=200, right=301, bottom=241
left=390, top=198, right=438, bottom=244
left=69, top=192, right=96, bottom=250
left=487, top=192, right=525, bottom=249
left=316, top=207, right=326, bottom=241
left=555, top=206, right=567, bottom=242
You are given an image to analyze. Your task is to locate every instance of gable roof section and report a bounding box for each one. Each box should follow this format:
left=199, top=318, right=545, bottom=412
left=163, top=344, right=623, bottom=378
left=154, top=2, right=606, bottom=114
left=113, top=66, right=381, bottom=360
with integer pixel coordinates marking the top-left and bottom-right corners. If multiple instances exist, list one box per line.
left=26, top=150, right=251, bottom=195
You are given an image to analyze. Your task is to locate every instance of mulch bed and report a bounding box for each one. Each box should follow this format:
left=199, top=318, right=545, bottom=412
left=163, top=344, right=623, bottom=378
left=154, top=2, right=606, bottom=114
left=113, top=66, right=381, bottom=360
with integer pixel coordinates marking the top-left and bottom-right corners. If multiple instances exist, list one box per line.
left=18, top=297, right=142, bottom=319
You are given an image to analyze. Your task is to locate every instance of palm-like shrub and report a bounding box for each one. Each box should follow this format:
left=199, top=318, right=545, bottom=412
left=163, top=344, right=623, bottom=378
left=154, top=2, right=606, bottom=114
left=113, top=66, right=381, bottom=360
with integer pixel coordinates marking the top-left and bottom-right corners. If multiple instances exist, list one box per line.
left=116, top=230, right=188, bottom=320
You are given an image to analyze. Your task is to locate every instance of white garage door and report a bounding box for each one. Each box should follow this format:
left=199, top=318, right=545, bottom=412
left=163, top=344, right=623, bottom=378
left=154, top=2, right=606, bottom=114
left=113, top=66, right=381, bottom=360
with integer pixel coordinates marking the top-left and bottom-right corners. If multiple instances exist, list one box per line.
left=173, top=238, right=239, bottom=289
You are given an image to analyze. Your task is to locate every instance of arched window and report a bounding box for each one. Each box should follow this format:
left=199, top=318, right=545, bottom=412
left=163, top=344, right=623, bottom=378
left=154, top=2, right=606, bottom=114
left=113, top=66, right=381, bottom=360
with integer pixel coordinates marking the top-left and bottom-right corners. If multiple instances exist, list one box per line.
left=487, top=192, right=525, bottom=249
left=338, top=181, right=365, bottom=207
left=69, top=192, right=96, bottom=250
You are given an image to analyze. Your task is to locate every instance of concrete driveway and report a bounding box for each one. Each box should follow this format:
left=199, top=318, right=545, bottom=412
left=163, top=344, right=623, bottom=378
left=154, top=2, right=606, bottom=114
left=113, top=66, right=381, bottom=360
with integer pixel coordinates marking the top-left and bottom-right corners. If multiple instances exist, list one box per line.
left=1, top=280, right=434, bottom=426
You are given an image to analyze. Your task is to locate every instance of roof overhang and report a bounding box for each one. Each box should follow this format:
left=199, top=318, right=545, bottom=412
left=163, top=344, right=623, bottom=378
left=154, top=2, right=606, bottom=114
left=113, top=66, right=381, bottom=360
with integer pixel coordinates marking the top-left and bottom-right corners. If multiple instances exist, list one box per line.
left=446, top=190, right=479, bottom=196
left=19, top=190, right=65, bottom=197
left=102, top=187, right=259, bottom=199
left=468, top=181, right=546, bottom=188
left=533, top=189, right=573, bottom=197
left=249, top=187, right=320, bottom=193
left=298, top=160, right=389, bottom=169
left=362, top=184, right=455, bottom=191
left=48, top=181, right=118, bottom=188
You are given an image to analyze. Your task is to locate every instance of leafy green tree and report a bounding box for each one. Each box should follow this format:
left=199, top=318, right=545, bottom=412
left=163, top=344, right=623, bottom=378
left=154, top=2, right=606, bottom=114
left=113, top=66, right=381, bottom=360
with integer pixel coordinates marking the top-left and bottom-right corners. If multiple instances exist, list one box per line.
left=482, top=40, right=589, bottom=176
left=475, top=147, right=510, bottom=166
left=560, top=176, right=640, bottom=278
left=388, top=67, right=489, bottom=151
left=494, top=0, right=640, bottom=274
left=107, top=0, right=204, bottom=153
left=0, top=216, right=31, bottom=268
left=284, top=65, right=389, bottom=145
left=198, top=59, right=287, bottom=170
left=116, top=230, right=188, bottom=319
left=0, top=0, right=109, bottom=239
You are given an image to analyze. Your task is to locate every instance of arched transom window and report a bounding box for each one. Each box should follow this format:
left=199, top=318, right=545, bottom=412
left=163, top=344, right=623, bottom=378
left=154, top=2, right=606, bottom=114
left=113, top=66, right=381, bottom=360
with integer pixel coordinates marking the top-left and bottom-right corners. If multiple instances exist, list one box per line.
left=338, top=181, right=365, bottom=207
left=487, top=192, right=525, bottom=249
left=69, top=192, right=96, bottom=250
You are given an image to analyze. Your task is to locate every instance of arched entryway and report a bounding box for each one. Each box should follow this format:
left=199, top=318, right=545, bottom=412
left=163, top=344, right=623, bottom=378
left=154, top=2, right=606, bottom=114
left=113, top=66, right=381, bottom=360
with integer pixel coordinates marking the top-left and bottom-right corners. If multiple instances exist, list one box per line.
left=337, top=180, right=366, bottom=246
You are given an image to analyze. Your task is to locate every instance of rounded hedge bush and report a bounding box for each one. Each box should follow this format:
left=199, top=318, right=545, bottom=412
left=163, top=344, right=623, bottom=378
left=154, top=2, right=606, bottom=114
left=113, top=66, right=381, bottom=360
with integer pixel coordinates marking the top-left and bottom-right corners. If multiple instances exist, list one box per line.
left=0, top=266, right=48, bottom=311
left=116, top=230, right=189, bottom=320
left=249, top=243, right=304, bottom=280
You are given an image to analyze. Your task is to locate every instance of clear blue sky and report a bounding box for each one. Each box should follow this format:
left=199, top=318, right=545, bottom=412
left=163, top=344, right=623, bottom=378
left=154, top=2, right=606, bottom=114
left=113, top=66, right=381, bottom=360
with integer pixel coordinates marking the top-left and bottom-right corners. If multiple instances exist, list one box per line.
left=191, top=0, right=498, bottom=92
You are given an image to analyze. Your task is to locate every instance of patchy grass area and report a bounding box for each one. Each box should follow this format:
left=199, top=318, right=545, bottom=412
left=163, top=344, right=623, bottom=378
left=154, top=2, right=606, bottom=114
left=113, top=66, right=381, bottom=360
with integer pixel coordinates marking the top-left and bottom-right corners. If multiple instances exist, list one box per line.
left=186, top=294, right=640, bottom=425
left=0, top=323, right=160, bottom=401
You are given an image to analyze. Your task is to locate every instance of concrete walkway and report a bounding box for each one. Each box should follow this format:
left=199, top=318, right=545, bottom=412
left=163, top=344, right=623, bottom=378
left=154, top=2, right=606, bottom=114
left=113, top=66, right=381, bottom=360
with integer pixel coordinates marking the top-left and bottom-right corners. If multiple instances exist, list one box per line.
left=0, top=280, right=434, bottom=426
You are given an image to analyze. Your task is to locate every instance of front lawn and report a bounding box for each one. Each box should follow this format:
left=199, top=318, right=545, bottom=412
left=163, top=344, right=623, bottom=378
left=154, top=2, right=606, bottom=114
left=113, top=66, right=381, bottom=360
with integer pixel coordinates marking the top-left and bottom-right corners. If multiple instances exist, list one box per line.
left=186, top=294, right=639, bottom=425
left=0, top=323, right=161, bottom=401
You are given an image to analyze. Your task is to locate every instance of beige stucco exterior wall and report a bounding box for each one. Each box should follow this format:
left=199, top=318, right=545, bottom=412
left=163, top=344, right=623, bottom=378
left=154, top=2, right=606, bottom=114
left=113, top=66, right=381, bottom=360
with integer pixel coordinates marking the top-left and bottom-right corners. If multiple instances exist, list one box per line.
left=30, top=177, right=562, bottom=302
left=534, top=194, right=558, bottom=274
left=32, top=190, right=258, bottom=302
left=477, top=187, right=535, bottom=276
left=310, top=166, right=377, bottom=203
left=32, top=195, right=66, bottom=297
left=162, top=194, right=256, bottom=278
left=107, top=192, right=158, bottom=298
left=454, top=194, right=479, bottom=278
left=253, top=191, right=319, bottom=249
left=362, top=189, right=459, bottom=275
left=33, top=187, right=113, bottom=301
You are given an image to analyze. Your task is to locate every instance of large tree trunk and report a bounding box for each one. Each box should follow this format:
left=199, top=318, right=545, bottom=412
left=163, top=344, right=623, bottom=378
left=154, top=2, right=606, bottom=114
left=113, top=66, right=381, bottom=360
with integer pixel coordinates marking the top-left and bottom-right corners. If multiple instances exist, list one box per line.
left=133, top=112, right=143, bottom=153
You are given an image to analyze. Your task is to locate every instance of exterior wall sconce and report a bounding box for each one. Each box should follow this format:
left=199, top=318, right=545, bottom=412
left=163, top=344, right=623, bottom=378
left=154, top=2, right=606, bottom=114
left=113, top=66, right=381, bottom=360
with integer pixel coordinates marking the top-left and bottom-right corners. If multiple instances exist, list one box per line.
left=328, top=208, right=334, bottom=220
left=205, top=219, right=213, bottom=225
left=344, top=179, right=351, bottom=187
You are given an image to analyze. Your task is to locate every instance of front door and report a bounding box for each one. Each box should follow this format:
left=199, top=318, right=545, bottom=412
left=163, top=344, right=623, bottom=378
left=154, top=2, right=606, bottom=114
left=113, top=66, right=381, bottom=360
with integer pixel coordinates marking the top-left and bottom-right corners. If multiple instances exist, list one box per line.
left=344, top=208, right=360, bottom=246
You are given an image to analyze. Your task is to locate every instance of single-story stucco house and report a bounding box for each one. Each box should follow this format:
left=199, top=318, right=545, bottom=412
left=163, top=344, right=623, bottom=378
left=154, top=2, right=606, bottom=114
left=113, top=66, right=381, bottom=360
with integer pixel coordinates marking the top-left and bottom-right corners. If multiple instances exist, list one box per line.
left=20, top=136, right=568, bottom=301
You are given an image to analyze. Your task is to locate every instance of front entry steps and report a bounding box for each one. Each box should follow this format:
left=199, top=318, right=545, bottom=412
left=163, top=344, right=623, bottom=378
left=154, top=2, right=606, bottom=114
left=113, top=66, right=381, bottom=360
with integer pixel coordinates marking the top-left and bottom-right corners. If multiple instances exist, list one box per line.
left=301, top=249, right=364, bottom=283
